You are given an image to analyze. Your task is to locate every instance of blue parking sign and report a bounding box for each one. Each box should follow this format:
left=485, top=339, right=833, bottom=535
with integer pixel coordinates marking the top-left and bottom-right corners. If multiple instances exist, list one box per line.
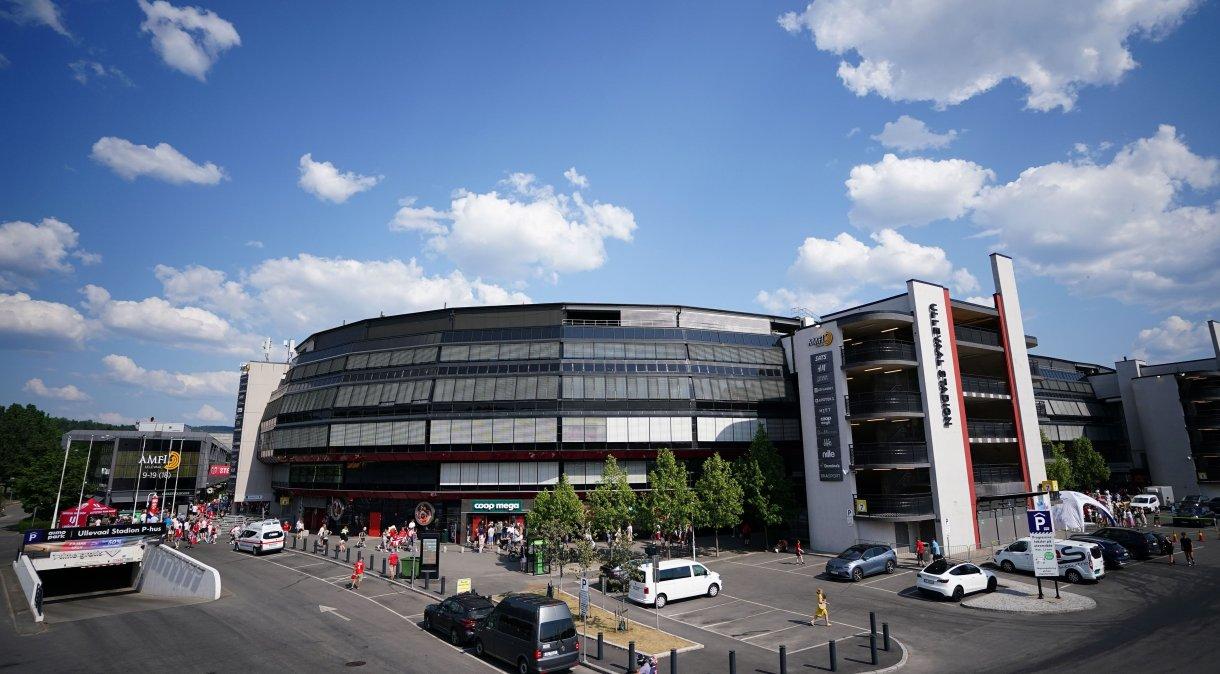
left=1027, top=510, right=1053, bottom=534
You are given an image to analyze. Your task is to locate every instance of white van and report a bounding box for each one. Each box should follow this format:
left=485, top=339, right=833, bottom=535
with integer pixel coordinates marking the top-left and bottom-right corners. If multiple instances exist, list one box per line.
left=993, top=537, right=1105, bottom=583
left=233, top=521, right=285, bottom=555
left=628, top=559, right=721, bottom=609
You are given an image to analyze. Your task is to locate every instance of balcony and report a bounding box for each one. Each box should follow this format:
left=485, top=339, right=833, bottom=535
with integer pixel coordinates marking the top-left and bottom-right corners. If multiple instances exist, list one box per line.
left=853, top=493, right=935, bottom=519
left=842, top=339, right=916, bottom=367
left=972, top=463, right=1024, bottom=483
left=961, top=374, right=1010, bottom=398
left=968, top=419, right=1017, bottom=442
left=851, top=442, right=930, bottom=467
left=1187, top=385, right=1220, bottom=400
left=846, top=391, right=924, bottom=417
left=955, top=325, right=1002, bottom=347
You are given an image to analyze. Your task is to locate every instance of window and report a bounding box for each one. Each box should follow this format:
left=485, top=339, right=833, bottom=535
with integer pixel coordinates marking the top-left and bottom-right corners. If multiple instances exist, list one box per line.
left=1008, top=541, right=1028, bottom=552
left=657, top=566, right=692, bottom=582
left=540, top=619, right=576, bottom=642
left=692, top=564, right=708, bottom=577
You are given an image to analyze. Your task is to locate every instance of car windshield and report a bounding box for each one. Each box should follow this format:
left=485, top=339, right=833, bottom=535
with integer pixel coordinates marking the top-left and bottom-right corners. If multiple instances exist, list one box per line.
left=837, top=545, right=871, bottom=560
left=539, top=619, right=576, bottom=642
left=923, top=559, right=950, bottom=575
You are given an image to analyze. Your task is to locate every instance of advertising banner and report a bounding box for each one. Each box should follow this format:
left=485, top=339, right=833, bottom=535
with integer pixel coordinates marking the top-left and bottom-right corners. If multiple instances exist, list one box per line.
left=22, top=523, right=165, bottom=571
left=810, top=345, right=844, bottom=481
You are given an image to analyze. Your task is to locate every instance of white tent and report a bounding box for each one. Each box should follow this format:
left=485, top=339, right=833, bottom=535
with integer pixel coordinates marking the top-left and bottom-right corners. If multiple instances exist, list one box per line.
left=1052, top=490, right=1116, bottom=530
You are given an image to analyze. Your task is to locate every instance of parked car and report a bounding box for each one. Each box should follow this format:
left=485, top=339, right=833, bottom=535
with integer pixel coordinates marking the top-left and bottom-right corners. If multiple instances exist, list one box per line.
left=824, top=544, right=898, bottom=582
left=1145, top=531, right=1176, bottom=556
left=627, top=558, right=721, bottom=609
left=1091, top=527, right=1170, bottom=560
left=232, top=521, right=284, bottom=555
left=917, top=559, right=996, bottom=601
left=474, top=593, right=579, bottom=674
left=425, top=592, right=495, bottom=646
left=1206, top=497, right=1220, bottom=514
left=600, top=558, right=644, bottom=592
left=1179, top=494, right=1204, bottom=509
left=993, top=537, right=1105, bottom=583
left=1068, top=534, right=1131, bottom=569
left=1129, top=494, right=1161, bottom=512
left=1171, top=506, right=1216, bottom=527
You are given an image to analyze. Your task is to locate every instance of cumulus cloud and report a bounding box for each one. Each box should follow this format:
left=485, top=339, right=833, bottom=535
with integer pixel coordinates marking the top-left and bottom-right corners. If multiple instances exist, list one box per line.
left=0, top=218, right=97, bottom=287
left=0, top=292, right=89, bottom=347
left=154, top=263, right=252, bottom=318
left=1132, top=316, right=1216, bottom=362
left=391, top=171, right=636, bottom=281
left=189, top=403, right=227, bottom=423
left=962, top=295, right=995, bottom=308
left=846, top=154, right=992, bottom=229
left=69, top=60, right=133, bottom=86
left=103, top=354, right=238, bottom=398
left=137, top=0, right=240, bottom=81
left=24, top=377, right=89, bottom=401
left=563, top=167, right=589, bottom=189
left=2, top=0, right=69, bottom=36
left=81, top=284, right=255, bottom=354
left=91, top=136, right=225, bottom=185
left=297, top=153, right=381, bottom=203
left=757, top=229, right=978, bottom=316
left=872, top=115, right=957, bottom=152
left=778, top=0, right=1199, bottom=111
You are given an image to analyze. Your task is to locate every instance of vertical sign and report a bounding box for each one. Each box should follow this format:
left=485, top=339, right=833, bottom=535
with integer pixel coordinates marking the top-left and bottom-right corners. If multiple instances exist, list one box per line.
left=810, top=332, right=843, bottom=481
left=1027, top=509, right=1057, bottom=578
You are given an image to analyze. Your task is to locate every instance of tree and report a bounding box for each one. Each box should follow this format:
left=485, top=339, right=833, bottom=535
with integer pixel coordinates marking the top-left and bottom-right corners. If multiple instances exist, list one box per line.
left=1042, top=432, right=1074, bottom=490
left=526, top=474, right=585, bottom=576
left=585, top=455, right=636, bottom=540
left=1067, top=436, right=1110, bottom=490
left=641, top=449, right=699, bottom=552
left=12, top=441, right=87, bottom=521
left=0, top=403, right=127, bottom=508
left=733, top=427, right=797, bottom=547
left=695, top=452, right=743, bottom=554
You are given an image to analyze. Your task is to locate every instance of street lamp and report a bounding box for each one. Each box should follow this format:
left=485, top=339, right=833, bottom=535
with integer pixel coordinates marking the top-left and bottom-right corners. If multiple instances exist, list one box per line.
left=75, top=434, right=113, bottom=525
left=51, top=435, right=73, bottom=526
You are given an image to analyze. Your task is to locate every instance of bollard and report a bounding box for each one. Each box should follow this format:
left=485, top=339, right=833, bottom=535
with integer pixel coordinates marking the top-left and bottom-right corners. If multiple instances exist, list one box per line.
left=358, top=550, right=363, bottom=562
left=381, top=557, right=387, bottom=576
left=779, top=645, right=787, bottom=674
left=670, top=648, right=678, bottom=674
left=424, top=574, right=430, bottom=591
left=547, top=581, right=554, bottom=598
left=597, top=632, right=604, bottom=661
left=346, top=548, right=351, bottom=563
left=883, top=622, right=890, bottom=651
left=870, top=632, right=878, bottom=665
left=869, top=611, right=876, bottom=636
left=627, top=641, right=636, bottom=674
left=729, top=650, right=736, bottom=674
left=828, top=639, right=837, bottom=672
left=440, top=576, right=447, bottom=595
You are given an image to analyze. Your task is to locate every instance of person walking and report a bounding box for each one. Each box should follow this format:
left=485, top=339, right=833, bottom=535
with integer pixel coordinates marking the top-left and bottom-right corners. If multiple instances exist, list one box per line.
left=915, top=538, right=926, bottom=565
left=795, top=540, right=805, bottom=565
left=1182, top=533, right=1195, bottom=566
left=811, top=588, right=830, bottom=626
left=350, top=557, right=365, bottom=589
left=931, top=538, right=942, bottom=561
left=388, top=550, right=400, bottom=580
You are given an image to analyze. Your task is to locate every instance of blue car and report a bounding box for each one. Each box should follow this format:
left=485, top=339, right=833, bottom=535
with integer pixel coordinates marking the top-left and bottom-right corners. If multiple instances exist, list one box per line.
left=825, top=544, right=898, bottom=581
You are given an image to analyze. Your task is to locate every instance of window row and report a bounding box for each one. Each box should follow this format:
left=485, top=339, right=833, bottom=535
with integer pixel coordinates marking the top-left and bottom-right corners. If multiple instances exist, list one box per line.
left=331, top=420, right=427, bottom=447
left=561, top=416, right=693, bottom=443
left=1042, top=399, right=1109, bottom=418
left=279, top=387, right=338, bottom=414
left=687, top=344, right=785, bottom=365
left=432, top=376, right=560, bottom=402
left=264, top=425, right=329, bottom=451
left=562, top=342, right=687, bottom=360
left=697, top=416, right=799, bottom=442
left=430, top=418, right=559, bottom=445
left=561, top=376, right=690, bottom=400
left=346, top=347, right=439, bottom=371
left=335, top=380, right=434, bottom=407
left=440, top=342, right=560, bottom=362
left=439, top=461, right=560, bottom=486
left=562, top=460, right=648, bottom=485
left=692, top=377, right=789, bottom=401
left=288, top=463, right=341, bottom=485
left=290, top=356, right=347, bottom=380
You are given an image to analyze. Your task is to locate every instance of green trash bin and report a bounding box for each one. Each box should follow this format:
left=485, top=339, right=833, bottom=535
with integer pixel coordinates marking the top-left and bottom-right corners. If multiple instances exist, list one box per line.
left=401, top=556, right=419, bottom=578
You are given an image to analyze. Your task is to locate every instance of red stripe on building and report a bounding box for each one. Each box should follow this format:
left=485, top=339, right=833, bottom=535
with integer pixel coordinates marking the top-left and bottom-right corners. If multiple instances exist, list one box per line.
left=944, top=289, right=981, bottom=547
left=993, top=293, right=1032, bottom=490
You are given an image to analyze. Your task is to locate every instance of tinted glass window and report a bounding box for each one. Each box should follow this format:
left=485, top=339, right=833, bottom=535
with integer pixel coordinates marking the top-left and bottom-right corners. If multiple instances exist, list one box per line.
left=838, top=545, right=870, bottom=560
left=1009, top=541, right=1028, bottom=552
left=263, top=530, right=283, bottom=539
left=658, top=566, right=692, bottom=582
left=692, top=564, right=708, bottom=577
left=540, top=619, right=577, bottom=642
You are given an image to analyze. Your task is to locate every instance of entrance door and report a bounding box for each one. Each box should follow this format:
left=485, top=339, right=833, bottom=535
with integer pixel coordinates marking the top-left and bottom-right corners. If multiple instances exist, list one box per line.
left=894, top=523, right=910, bottom=550
left=369, top=512, right=382, bottom=537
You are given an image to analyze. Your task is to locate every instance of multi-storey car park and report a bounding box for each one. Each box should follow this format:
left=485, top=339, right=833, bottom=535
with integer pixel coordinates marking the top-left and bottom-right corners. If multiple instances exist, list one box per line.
left=253, top=304, right=802, bottom=540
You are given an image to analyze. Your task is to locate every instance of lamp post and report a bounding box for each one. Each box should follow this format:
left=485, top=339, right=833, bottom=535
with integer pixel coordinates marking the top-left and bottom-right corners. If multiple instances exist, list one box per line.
left=74, top=435, right=106, bottom=525
left=132, top=435, right=147, bottom=521
left=51, top=435, right=73, bottom=526
left=170, top=438, right=184, bottom=518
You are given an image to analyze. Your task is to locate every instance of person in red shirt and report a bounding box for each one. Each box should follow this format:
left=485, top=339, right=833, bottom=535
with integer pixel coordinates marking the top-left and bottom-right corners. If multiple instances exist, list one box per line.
left=795, top=540, right=805, bottom=565
left=915, top=539, right=926, bottom=565
left=351, top=558, right=365, bottom=589
left=388, top=550, right=400, bottom=580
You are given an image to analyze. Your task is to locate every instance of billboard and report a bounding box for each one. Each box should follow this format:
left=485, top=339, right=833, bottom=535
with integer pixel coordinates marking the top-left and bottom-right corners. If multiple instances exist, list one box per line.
left=21, top=523, right=165, bottom=571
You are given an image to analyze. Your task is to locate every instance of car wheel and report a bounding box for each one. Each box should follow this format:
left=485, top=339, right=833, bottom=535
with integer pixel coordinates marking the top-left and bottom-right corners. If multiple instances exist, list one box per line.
left=474, top=639, right=485, bottom=657
left=655, top=594, right=667, bottom=609
left=851, top=567, right=864, bottom=582
left=707, top=583, right=720, bottom=598
left=951, top=585, right=964, bottom=602
left=517, top=657, right=530, bottom=674
left=986, top=577, right=997, bottom=593
left=1065, top=569, right=1083, bottom=584
left=1000, top=560, right=1015, bottom=573
left=449, top=628, right=461, bottom=646
left=884, top=560, right=895, bottom=574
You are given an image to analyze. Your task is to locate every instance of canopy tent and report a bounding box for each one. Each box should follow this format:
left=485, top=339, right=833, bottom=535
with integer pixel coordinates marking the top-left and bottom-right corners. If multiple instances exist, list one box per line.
left=59, top=498, right=117, bottom=527
left=1051, top=490, right=1116, bottom=531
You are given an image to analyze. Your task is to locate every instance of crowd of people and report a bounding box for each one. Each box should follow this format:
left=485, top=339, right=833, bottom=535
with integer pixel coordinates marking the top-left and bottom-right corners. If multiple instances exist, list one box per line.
left=469, top=520, right=525, bottom=555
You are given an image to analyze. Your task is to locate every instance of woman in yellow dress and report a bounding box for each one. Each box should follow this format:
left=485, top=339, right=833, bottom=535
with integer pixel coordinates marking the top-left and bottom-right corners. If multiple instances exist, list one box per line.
left=812, top=588, right=830, bottom=626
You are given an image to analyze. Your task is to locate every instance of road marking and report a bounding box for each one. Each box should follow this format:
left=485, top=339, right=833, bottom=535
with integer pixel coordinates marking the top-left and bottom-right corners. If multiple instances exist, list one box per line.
left=667, top=598, right=741, bottom=618
left=700, top=608, right=777, bottom=629
left=319, top=604, right=351, bottom=621
left=860, top=570, right=913, bottom=586
left=718, top=559, right=826, bottom=578
left=740, top=622, right=805, bottom=641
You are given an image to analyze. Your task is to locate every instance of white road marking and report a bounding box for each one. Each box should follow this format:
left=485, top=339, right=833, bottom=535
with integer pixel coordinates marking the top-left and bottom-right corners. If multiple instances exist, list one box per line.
left=666, top=598, right=742, bottom=618
left=319, top=605, right=351, bottom=621
left=740, top=622, right=805, bottom=641
left=860, top=570, right=913, bottom=586
left=700, top=608, right=777, bottom=629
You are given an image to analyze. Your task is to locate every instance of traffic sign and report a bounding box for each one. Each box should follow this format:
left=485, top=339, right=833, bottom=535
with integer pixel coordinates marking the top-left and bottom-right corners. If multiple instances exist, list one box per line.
left=1027, top=510, right=1053, bottom=534
left=578, top=576, right=590, bottom=619
left=1027, top=509, right=1057, bottom=578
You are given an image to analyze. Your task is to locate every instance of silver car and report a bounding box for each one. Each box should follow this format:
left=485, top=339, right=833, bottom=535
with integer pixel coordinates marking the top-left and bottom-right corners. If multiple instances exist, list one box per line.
left=825, top=544, right=898, bottom=581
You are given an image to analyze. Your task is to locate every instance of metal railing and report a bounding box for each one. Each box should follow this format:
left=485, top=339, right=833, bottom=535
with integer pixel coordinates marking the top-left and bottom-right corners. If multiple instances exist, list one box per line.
left=853, top=493, right=935, bottom=517
left=846, top=391, right=923, bottom=416
left=1187, top=412, right=1220, bottom=429
left=842, top=339, right=916, bottom=366
left=851, top=442, right=929, bottom=465
left=968, top=419, right=1017, bottom=438
left=961, top=374, right=1009, bottom=396
left=972, top=463, right=1024, bottom=483
left=955, top=325, right=1001, bottom=347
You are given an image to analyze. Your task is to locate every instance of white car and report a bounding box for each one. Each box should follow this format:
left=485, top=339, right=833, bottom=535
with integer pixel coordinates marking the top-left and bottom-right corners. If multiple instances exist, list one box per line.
left=1129, top=494, right=1160, bottom=512
left=232, top=522, right=285, bottom=555
left=993, top=537, right=1105, bottom=583
left=916, top=559, right=997, bottom=601
left=628, top=559, right=721, bottom=609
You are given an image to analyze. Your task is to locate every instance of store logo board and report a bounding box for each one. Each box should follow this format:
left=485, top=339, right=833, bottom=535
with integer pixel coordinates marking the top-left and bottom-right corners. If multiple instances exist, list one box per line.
left=810, top=349, right=843, bottom=481
left=1027, top=509, right=1057, bottom=578
left=470, top=499, right=524, bottom=513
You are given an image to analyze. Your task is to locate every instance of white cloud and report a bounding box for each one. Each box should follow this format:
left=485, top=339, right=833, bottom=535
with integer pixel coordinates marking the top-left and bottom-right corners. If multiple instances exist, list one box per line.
left=563, top=167, right=589, bottom=189
left=69, top=60, right=133, bottom=86
left=1132, top=316, right=1215, bottom=362
left=24, top=378, right=89, bottom=401
left=103, top=354, right=238, bottom=398
left=872, top=115, right=957, bottom=152
left=0, top=217, right=97, bottom=287
left=154, top=264, right=252, bottom=318
left=92, top=412, right=135, bottom=426
left=244, top=240, right=263, bottom=249
left=962, top=295, right=995, bottom=308
left=846, top=154, right=992, bottom=229
left=81, top=284, right=255, bottom=354
left=758, top=229, right=977, bottom=316
left=778, top=0, right=1199, bottom=111
left=0, top=53, right=9, bottom=68
left=297, top=153, right=380, bottom=204
left=3, top=0, right=69, bottom=36
left=0, top=291, right=89, bottom=347
left=189, top=403, right=227, bottom=423
left=392, top=172, right=636, bottom=281
left=90, top=136, right=225, bottom=185
left=137, top=0, right=240, bottom=81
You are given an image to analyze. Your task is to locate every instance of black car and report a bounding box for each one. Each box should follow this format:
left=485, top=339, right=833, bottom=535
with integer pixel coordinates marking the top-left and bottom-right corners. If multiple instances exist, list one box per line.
left=1091, top=527, right=1168, bottom=560
left=1206, top=497, right=1220, bottom=514
left=424, top=592, right=495, bottom=646
left=1172, top=506, right=1217, bottom=527
left=1146, top=531, right=1175, bottom=555
left=1069, top=534, right=1131, bottom=569
left=475, top=593, right=579, bottom=674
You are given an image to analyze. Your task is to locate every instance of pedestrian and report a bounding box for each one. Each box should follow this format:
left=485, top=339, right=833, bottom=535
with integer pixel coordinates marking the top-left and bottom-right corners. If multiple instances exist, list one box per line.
left=350, top=557, right=365, bottom=589
left=296, top=518, right=305, bottom=542
left=795, top=540, right=805, bottom=565
left=1153, top=511, right=1161, bottom=527
left=638, top=655, right=657, bottom=674
left=388, top=550, right=400, bottom=579
left=811, top=588, right=830, bottom=626
left=931, top=538, right=942, bottom=561
left=915, top=538, right=926, bottom=565
left=358, top=527, right=367, bottom=549
left=1182, top=533, right=1195, bottom=566
left=741, top=522, right=752, bottom=548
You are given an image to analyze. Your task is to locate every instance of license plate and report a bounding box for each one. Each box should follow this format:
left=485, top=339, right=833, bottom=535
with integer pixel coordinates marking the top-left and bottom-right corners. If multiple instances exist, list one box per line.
left=543, top=651, right=557, bottom=657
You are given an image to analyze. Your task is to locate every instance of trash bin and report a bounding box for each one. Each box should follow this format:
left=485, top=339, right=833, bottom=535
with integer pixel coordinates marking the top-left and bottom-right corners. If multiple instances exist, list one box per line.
left=400, top=555, right=419, bottom=578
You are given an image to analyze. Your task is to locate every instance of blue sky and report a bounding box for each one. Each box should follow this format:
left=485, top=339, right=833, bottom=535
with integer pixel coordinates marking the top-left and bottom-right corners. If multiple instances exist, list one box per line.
left=2, top=1, right=1219, bottom=426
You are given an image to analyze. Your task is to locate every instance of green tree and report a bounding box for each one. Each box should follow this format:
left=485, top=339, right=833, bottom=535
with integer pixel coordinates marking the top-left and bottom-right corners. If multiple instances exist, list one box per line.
left=1042, top=431, right=1074, bottom=490
left=1067, top=436, right=1110, bottom=490
left=585, top=455, right=636, bottom=540
left=695, top=452, right=743, bottom=554
left=733, top=427, right=796, bottom=547
left=526, top=474, right=586, bottom=576
left=641, top=448, right=699, bottom=553
left=12, top=441, right=87, bottom=521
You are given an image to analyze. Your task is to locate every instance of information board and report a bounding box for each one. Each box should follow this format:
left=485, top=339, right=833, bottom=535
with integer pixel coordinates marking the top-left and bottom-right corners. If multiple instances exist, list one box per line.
left=811, top=350, right=844, bottom=481
left=1027, top=510, right=1057, bottom=578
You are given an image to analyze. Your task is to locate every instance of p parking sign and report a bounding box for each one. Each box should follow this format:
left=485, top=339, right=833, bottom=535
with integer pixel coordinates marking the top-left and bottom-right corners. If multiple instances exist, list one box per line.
left=1027, top=510, right=1053, bottom=534
left=1027, top=509, right=1057, bottom=578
